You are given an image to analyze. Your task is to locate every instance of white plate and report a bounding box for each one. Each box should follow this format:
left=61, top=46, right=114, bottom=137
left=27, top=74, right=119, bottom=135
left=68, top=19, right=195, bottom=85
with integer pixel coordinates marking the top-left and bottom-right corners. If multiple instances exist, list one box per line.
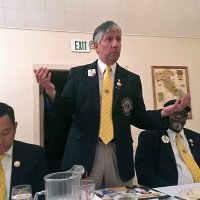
left=180, top=188, right=200, bottom=200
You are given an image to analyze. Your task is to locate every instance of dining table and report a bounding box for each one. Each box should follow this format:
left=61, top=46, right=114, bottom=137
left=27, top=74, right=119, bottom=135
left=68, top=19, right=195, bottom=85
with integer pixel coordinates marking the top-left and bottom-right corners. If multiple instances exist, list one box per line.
left=95, top=183, right=200, bottom=199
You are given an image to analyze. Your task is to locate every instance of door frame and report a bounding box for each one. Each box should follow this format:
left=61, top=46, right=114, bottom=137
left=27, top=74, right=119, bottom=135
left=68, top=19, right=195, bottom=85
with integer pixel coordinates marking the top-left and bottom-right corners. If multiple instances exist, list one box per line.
left=33, top=64, right=74, bottom=145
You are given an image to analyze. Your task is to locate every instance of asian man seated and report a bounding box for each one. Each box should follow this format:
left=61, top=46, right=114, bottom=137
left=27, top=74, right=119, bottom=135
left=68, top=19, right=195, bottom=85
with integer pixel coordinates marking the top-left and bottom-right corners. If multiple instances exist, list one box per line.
left=0, top=102, right=48, bottom=199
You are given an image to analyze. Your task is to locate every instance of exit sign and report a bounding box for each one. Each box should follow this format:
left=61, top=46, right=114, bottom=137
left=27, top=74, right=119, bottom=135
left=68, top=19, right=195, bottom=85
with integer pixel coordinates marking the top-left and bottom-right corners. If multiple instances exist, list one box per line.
left=71, top=39, right=90, bottom=52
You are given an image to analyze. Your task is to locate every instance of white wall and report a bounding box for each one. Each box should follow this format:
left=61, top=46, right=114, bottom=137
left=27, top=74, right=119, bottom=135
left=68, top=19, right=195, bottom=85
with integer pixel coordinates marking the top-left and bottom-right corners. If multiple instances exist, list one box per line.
left=0, top=28, right=199, bottom=147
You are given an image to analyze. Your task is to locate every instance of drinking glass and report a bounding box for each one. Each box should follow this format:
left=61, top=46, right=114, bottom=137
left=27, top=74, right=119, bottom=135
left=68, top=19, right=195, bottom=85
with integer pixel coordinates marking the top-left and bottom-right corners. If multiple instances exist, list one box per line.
left=80, top=179, right=95, bottom=200
left=11, top=184, right=32, bottom=200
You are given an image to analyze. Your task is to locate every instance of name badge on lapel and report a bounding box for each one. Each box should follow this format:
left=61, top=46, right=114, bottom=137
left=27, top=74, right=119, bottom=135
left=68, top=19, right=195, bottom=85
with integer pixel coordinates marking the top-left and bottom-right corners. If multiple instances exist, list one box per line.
left=88, top=69, right=96, bottom=77
left=161, top=135, right=169, bottom=144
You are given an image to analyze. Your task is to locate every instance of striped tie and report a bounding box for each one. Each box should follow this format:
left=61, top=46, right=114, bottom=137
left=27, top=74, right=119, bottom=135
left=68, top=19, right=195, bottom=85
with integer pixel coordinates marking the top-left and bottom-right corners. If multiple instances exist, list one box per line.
left=99, top=66, right=114, bottom=145
left=0, top=154, right=6, bottom=200
left=176, top=133, right=200, bottom=182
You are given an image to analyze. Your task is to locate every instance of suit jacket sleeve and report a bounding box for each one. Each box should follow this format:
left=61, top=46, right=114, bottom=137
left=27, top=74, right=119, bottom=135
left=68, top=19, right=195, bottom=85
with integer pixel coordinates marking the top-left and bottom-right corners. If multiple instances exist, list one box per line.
left=45, top=68, right=75, bottom=120
left=129, top=74, right=168, bottom=130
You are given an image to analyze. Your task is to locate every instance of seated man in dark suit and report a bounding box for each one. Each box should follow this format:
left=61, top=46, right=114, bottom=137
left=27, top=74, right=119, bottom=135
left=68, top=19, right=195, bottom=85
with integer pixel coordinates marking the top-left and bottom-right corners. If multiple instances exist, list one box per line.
left=135, top=99, right=200, bottom=188
left=0, top=102, right=48, bottom=199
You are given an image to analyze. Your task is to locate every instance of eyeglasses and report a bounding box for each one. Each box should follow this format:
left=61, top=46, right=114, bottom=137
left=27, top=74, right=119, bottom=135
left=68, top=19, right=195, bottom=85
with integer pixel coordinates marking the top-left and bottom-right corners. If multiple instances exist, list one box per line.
left=172, top=111, right=188, bottom=118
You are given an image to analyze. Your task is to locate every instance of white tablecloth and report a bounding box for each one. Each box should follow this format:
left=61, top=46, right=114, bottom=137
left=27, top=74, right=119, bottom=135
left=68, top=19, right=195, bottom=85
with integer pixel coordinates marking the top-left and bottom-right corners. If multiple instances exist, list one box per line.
left=156, top=183, right=200, bottom=197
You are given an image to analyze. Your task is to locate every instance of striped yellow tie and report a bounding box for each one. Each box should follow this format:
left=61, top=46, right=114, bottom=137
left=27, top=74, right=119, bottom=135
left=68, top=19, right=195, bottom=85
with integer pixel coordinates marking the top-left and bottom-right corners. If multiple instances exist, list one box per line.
left=176, top=133, right=200, bottom=182
left=99, top=66, right=114, bottom=145
left=0, top=154, right=6, bottom=200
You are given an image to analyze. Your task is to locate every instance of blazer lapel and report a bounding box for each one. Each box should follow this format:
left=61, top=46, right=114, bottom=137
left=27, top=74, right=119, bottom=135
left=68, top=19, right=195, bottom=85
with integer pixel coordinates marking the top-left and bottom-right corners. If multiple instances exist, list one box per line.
left=185, top=129, right=195, bottom=151
left=113, top=64, right=128, bottom=111
left=86, top=61, right=100, bottom=115
left=160, top=132, right=177, bottom=163
left=10, top=141, right=23, bottom=188
left=184, top=129, right=200, bottom=164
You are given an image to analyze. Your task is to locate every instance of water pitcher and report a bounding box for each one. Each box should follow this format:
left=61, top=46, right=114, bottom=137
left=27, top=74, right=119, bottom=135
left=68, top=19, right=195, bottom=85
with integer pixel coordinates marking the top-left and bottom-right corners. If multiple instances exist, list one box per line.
left=34, top=165, right=85, bottom=200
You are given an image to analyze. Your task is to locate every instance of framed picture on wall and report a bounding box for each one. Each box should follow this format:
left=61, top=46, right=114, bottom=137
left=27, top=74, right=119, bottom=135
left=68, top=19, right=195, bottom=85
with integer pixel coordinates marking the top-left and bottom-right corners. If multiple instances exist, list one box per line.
left=151, top=66, right=192, bottom=119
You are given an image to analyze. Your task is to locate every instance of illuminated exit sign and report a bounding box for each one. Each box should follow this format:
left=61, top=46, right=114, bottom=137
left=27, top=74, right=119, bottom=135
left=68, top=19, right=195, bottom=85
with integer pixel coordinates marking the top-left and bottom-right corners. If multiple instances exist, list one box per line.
left=71, top=39, right=91, bottom=52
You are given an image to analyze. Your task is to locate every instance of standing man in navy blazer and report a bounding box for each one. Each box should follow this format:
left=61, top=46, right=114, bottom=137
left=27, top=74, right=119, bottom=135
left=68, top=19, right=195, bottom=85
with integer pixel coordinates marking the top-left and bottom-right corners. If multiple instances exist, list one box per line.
left=135, top=99, right=200, bottom=188
left=0, top=102, right=48, bottom=199
left=34, top=21, right=191, bottom=189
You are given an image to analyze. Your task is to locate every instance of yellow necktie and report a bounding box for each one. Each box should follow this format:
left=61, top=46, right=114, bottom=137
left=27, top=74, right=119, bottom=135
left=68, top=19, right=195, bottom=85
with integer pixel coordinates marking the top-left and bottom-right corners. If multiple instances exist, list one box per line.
left=176, top=133, right=200, bottom=182
left=0, top=154, right=6, bottom=200
left=99, top=66, right=114, bottom=145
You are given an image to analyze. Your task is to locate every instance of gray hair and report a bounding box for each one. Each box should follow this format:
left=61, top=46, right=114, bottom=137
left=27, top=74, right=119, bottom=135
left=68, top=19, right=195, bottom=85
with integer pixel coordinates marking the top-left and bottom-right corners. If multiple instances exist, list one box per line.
left=93, top=20, right=122, bottom=43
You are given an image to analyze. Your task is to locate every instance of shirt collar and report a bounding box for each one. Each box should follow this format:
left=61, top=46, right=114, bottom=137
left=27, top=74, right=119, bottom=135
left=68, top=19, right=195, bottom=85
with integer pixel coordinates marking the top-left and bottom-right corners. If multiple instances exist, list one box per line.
left=4, top=144, right=13, bottom=157
left=98, top=59, right=116, bottom=75
left=167, top=129, right=185, bottom=142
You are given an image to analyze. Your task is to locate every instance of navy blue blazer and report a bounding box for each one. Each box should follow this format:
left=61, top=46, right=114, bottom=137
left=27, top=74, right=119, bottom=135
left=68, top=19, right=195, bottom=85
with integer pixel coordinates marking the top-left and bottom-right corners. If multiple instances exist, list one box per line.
left=50, top=60, right=169, bottom=181
left=135, top=128, right=200, bottom=188
left=10, top=140, right=48, bottom=197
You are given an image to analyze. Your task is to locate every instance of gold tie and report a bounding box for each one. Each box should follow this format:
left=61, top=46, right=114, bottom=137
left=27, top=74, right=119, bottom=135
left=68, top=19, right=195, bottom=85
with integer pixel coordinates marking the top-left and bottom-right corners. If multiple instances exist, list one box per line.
left=0, top=154, right=6, bottom=200
left=99, top=66, right=114, bottom=145
left=176, top=133, right=200, bottom=182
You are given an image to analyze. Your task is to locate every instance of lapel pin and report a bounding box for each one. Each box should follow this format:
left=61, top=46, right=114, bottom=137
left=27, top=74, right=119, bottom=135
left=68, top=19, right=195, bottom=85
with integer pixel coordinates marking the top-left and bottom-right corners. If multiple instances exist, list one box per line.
left=116, top=79, right=121, bottom=89
left=117, top=82, right=121, bottom=87
left=189, top=139, right=194, bottom=146
left=14, top=161, right=21, bottom=167
left=161, top=135, right=169, bottom=144
left=88, top=69, right=96, bottom=77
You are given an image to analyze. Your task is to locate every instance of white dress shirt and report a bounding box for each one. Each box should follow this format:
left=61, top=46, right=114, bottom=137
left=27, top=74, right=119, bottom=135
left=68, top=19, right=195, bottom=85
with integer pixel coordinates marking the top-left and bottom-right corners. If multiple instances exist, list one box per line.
left=2, top=145, right=13, bottom=200
left=167, top=129, right=194, bottom=184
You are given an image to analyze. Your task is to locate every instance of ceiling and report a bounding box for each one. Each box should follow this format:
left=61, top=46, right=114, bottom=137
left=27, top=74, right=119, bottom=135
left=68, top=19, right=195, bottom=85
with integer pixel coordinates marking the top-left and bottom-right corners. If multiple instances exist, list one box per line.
left=0, top=0, right=200, bottom=38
